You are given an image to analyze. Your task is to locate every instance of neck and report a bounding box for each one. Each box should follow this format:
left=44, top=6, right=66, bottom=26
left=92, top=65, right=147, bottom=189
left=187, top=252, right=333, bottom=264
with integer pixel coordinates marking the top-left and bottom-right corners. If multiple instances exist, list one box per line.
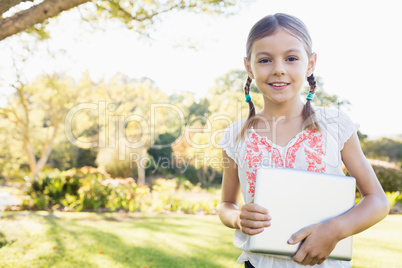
left=259, top=98, right=304, bottom=120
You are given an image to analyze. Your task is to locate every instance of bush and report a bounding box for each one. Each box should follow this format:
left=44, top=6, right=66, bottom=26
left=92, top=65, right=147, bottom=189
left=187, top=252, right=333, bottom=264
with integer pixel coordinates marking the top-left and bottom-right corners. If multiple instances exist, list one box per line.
left=345, top=161, right=402, bottom=192
left=181, top=165, right=199, bottom=185
left=26, top=169, right=65, bottom=209
left=24, top=166, right=111, bottom=211
left=23, top=169, right=221, bottom=214
left=386, top=191, right=401, bottom=210
left=0, top=232, right=8, bottom=248
left=104, top=177, right=151, bottom=212
left=151, top=178, right=176, bottom=212
left=372, top=164, right=402, bottom=192
left=78, top=172, right=111, bottom=211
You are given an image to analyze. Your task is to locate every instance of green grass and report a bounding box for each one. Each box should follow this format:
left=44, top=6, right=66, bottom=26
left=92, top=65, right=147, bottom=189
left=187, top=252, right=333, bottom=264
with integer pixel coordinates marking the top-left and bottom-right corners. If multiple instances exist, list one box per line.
left=352, top=215, right=402, bottom=268
left=0, top=212, right=401, bottom=268
left=0, top=212, right=243, bottom=268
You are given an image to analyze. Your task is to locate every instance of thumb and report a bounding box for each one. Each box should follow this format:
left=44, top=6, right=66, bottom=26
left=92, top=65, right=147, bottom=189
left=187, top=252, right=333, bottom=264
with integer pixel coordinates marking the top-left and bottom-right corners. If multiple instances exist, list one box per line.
left=287, top=226, right=313, bottom=245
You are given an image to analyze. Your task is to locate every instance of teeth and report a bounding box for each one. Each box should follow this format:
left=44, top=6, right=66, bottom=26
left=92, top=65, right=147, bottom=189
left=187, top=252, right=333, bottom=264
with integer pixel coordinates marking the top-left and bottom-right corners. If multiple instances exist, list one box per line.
left=271, top=83, right=287, bottom=86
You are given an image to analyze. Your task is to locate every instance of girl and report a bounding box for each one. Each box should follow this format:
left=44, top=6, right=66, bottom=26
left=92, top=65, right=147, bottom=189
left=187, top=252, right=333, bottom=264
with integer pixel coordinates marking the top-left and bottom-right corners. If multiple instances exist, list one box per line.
left=218, top=13, right=389, bottom=268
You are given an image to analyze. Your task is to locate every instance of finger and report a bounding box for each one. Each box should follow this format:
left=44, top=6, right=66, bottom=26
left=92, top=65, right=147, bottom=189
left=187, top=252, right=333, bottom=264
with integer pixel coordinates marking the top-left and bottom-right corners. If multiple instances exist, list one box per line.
left=301, top=254, right=314, bottom=266
left=288, top=226, right=313, bottom=245
left=243, top=203, right=269, bottom=214
left=240, top=218, right=271, bottom=229
left=240, top=210, right=271, bottom=221
left=240, top=226, right=265, bottom=236
left=292, top=239, right=312, bottom=264
left=292, top=248, right=307, bottom=264
left=308, top=256, right=320, bottom=266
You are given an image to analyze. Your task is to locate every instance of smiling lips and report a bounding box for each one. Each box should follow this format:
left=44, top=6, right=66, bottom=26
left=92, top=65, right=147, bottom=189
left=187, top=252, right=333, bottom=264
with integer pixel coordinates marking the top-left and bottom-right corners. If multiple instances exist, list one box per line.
left=268, top=82, right=290, bottom=90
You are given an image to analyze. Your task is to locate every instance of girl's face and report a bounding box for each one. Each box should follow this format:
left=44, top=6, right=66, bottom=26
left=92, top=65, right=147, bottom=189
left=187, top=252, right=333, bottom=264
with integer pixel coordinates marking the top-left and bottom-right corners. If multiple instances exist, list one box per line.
left=244, top=28, right=316, bottom=106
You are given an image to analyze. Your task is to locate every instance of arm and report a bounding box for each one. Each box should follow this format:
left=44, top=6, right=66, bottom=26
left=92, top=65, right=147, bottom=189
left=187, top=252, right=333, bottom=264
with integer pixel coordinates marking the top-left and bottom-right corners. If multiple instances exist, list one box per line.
left=289, top=132, right=390, bottom=265
left=219, top=149, right=271, bottom=235
left=329, top=132, right=390, bottom=237
left=219, top=148, right=242, bottom=229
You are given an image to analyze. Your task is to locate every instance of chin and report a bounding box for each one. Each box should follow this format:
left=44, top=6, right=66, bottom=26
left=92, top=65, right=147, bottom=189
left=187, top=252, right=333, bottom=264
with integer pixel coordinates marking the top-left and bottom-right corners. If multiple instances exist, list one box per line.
left=270, top=96, right=292, bottom=103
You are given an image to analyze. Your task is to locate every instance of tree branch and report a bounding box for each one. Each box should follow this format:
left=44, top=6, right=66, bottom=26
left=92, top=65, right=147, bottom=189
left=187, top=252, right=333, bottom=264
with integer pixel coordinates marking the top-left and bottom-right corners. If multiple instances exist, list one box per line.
left=96, top=1, right=197, bottom=23
left=36, top=123, right=59, bottom=171
left=123, top=3, right=196, bottom=22
left=15, top=86, right=29, bottom=126
left=0, top=0, right=34, bottom=16
left=0, top=0, right=91, bottom=41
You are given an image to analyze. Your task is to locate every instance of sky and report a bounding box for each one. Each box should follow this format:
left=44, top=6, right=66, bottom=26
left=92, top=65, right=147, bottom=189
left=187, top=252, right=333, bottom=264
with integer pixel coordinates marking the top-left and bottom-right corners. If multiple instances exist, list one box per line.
left=0, top=0, right=401, bottom=138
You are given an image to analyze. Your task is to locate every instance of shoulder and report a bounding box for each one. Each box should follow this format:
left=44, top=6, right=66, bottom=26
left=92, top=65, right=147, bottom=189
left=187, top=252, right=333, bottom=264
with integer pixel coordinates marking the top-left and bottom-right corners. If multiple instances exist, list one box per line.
left=313, top=106, right=359, bottom=150
left=218, top=117, right=247, bottom=146
left=217, top=117, right=248, bottom=165
left=220, top=117, right=247, bottom=136
left=313, top=106, right=358, bottom=128
left=314, top=106, right=351, bottom=121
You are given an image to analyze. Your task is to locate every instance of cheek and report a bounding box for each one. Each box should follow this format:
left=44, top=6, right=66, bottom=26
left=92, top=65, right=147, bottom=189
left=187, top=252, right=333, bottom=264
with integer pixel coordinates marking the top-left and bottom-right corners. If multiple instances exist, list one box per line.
left=289, top=64, right=308, bottom=78
left=253, top=65, right=271, bottom=77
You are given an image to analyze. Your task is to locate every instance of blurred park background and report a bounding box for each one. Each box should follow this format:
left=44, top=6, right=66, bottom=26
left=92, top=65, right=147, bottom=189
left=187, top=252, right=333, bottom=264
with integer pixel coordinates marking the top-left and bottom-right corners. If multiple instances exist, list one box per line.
left=0, top=0, right=401, bottom=267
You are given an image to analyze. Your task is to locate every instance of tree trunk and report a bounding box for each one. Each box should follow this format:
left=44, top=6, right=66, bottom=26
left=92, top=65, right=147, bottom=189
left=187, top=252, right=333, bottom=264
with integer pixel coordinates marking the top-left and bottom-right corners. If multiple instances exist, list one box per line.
left=20, top=125, right=59, bottom=181
left=36, top=124, right=59, bottom=172
left=196, top=167, right=207, bottom=186
left=0, top=0, right=91, bottom=41
left=22, top=139, right=38, bottom=180
left=137, top=148, right=146, bottom=186
left=208, top=168, right=216, bottom=185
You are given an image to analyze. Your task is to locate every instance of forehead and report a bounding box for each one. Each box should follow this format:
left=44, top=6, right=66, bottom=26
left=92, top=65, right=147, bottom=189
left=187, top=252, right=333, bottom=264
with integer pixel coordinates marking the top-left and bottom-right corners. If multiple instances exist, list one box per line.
left=251, top=28, right=308, bottom=57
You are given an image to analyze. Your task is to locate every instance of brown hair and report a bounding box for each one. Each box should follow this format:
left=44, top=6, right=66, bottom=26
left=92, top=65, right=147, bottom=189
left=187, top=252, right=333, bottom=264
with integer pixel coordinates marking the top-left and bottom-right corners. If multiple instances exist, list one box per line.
left=237, top=13, right=319, bottom=141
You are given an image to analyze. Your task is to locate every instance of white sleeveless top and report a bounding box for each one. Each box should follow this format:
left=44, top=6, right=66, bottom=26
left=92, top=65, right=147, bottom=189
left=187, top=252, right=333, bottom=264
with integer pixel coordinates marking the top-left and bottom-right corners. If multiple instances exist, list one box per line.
left=218, top=107, right=358, bottom=268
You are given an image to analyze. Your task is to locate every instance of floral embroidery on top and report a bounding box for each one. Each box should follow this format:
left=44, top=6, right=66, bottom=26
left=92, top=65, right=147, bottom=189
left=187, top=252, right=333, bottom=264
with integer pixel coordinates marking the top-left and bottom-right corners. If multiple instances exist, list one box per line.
left=246, top=170, right=257, bottom=195
left=246, top=133, right=263, bottom=169
left=304, top=129, right=326, bottom=173
left=245, top=133, right=264, bottom=197
left=261, top=140, right=284, bottom=167
left=245, top=151, right=262, bottom=169
left=245, top=129, right=327, bottom=197
left=285, top=132, right=307, bottom=168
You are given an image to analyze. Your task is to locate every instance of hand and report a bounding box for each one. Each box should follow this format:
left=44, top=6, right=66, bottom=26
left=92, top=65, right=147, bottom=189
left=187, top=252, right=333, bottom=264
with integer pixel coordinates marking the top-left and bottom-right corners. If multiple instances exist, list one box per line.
left=287, top=221, right=340, bottom=266
left=238, top=199, right=271, bottom=235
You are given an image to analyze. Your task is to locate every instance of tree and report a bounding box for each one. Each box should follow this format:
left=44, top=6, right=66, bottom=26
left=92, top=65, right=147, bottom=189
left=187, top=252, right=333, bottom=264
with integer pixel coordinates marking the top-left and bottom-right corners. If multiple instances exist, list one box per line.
left=185, top=98, right=210, bottom=125
left=212, top=69, right=259, bottom=94
left=0, top=116, right=26, bottom=179
left=362, top=138, right=402, bottom=163
left=0, top=73, right=82, bottom=180
left=94, top=74, right=170, bottom=186
left=0, top=0, right=237, bottom=41
left=147, top=132, right=176, bottom=175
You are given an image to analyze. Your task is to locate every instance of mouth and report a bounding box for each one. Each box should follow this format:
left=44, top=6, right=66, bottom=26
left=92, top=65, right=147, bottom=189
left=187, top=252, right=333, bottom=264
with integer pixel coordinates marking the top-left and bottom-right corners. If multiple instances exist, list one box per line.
left=268, top=82, right=290, bottom=89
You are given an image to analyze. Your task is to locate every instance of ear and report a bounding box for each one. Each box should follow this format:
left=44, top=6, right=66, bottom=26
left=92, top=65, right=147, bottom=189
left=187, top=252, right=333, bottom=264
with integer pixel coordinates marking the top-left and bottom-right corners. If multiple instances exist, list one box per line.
left=244, top=57, right=254, bottom=79
left=306, top=52, right=317, bottom=77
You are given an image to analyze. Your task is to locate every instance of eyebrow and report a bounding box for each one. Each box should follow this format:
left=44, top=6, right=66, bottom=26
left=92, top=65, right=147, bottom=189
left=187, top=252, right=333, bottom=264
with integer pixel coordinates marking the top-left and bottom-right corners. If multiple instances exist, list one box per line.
left=255, top=49, right=303, bottom=57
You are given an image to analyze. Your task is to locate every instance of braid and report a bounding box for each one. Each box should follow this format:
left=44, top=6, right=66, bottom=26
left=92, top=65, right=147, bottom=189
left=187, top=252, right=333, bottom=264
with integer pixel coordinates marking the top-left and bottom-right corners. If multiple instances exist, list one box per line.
left=236, top=76, right=257, bottom=141
left=307, top=74, right=317, bottom=94
left=244, top=76, right=252, bottom=95
left=302, top=74, right=320, bottom=131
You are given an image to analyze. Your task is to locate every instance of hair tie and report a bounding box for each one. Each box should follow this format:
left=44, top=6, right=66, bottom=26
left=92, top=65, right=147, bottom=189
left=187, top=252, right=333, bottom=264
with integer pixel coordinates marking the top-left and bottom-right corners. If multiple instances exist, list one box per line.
left=245, top=94, right=251, bottom=103
left=306, top=92, right=314, bottom=101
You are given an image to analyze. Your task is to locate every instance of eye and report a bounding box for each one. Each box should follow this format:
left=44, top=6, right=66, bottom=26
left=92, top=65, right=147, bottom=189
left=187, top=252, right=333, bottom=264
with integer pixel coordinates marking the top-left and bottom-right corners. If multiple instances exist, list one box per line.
left=287, top=56, right=299, bottom=62
left=258, top=58, right=271, bottom=63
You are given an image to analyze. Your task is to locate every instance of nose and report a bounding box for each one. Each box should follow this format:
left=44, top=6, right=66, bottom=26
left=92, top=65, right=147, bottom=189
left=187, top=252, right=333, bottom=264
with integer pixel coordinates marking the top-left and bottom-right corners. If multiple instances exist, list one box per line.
left=273, top=61, right=286, bottom=76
